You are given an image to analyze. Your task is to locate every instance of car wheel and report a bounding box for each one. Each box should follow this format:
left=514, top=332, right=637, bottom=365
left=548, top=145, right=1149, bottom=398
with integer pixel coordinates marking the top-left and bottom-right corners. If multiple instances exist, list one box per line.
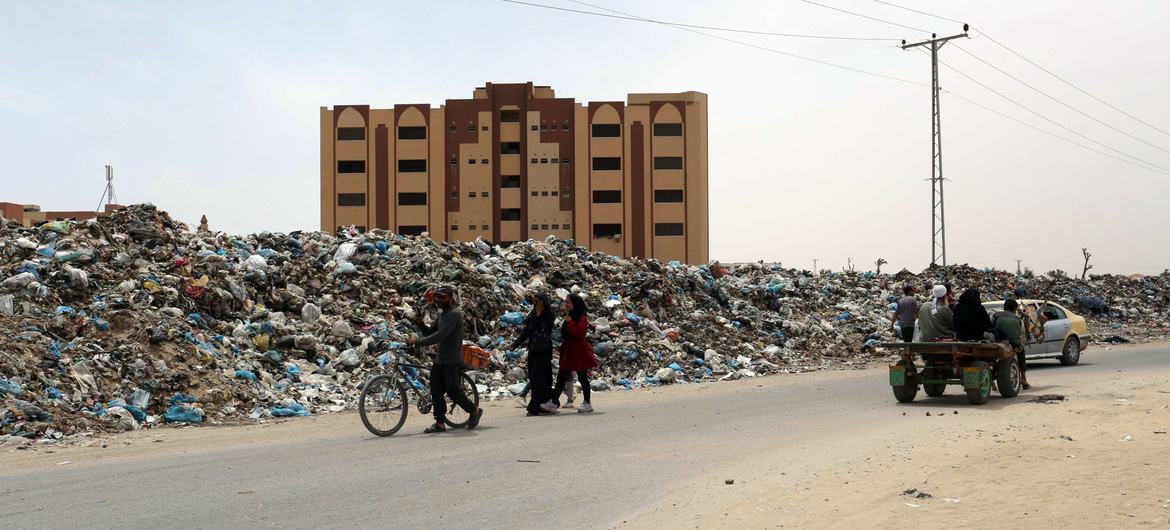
left=1060, top=337, right=1081, bottom=366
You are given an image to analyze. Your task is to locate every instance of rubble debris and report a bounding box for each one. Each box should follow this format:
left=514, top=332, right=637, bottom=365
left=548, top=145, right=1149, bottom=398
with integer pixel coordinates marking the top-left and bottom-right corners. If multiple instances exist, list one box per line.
left=1, top=204, right=1168, bottom=439
left=1030, top=394, right=1067, bottom=403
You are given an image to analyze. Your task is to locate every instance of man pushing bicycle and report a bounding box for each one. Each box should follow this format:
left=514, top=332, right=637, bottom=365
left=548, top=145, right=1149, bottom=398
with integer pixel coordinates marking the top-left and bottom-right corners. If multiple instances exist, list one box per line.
left=406, top=285, right=484, bottom=433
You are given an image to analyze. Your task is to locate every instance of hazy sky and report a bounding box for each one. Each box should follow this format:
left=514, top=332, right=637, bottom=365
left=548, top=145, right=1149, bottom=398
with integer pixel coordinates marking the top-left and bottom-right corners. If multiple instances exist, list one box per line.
left=3, top=1, right=1168, bottom=274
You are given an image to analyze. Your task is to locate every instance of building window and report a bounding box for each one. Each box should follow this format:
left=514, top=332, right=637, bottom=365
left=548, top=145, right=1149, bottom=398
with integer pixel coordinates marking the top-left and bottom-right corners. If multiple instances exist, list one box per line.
left=592, top=190, right=622, bottom=203
left=468, top=192, right=476, bottom=198
left=530, top=191, right=538, bottom=197
left=481, top=159, right=489, bottom=164
left=450, top=224, right=459, bottom=231
left=449, top=125, right=457, bottom=133
left=540, top=158, right=548, bottom=164
left=551, top=191, right=558, bottom=196
left=480, top=191, right=489, bottom=197
left=540, top=124, right=548, bottom=132
left=563, top=191, right=571, bottom=198
left=467, top=124, right=476, bottom=132
left=654, top=156, right=683, bottom=170
left=561, top=124, right=571, bottom=131
left=397, top=126, right=426, bottom=140
left=592, top=157, right=621, bottom=171
left=337, top=193, right=365, bottom=207
left=655, top=222, right=684, bottom=236
left=398, top=192, right=427, bottom=206
left=561, top=157, right=571, bottom=164
left=591, top=124, right=621, bottom=137
left=468, top=159, right=476, bottom=165
left=654, top=189, right=684, bottom=203
left=564, top=223, right=571, bottom=230
left=398, top=159, right=427, bottom=172
left=398, top=225, right=427, bottom=236
left=501, top=208, right=521, bottom=221
left=337, top=127, right=365, bottom=141
left=481, top=224, right=489, bottom=230
left=551, top=158, right=559, bottom=163
left=530, top=158, right=539, bottom=164
left=593, top=223, right=622, bottom=238
left=551, top=224, right=560, bottom=229
left=337, top=160, right=365, bottom=173
left=531, top=224, right=539, bottom=230
left=337, top=225, right=367, bottom=233
left=541, top=224, right=549, bottom=230
left=531, top=125, right=539, bottom=131
left=501, top=175, right=521, bottom=188
left=501, top=142, right=521, bottom=155
left=653, top=123, right=683, bottom=136
left=449, top=157, right=457, bottom=165
left=481, top=125, right=488, bottom=131
left=468, top=225, right=475, bottom=231
left=450, top=192, right=458, bottom=198
left=541, top=191, right=549, bottom=197
left=500, top=110, right=520, bottom=122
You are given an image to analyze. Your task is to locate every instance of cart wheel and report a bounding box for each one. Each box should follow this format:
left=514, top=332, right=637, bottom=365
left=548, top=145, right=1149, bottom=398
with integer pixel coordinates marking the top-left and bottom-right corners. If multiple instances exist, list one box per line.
left=996, top=357, right=1021, bottom=398
left=965, top=361, right=991, bottom=405
left=892, top=360, right=918, bottom=403
left=922, top=367, right=946, bottom=397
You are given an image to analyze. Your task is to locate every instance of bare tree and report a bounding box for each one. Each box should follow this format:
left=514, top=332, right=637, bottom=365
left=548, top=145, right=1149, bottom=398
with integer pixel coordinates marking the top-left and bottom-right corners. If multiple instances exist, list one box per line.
left=875, top=258, right=888, bottom=275
left=1081, top=248, right=1093, bottom=280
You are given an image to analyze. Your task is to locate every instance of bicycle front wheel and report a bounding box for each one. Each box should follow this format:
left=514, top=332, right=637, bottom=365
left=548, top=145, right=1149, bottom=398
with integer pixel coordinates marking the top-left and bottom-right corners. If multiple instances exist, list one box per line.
left=442, top=372, right=481, bottom=428
left=359, top=375, right=408, bottom=437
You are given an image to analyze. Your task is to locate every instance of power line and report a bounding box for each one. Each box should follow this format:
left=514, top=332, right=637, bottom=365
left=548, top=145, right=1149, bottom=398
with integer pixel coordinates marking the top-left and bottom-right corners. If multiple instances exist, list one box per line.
left=952, top=44, right=1170, bottom=156
left=872, top=0, right=1170, bottom=140
left=871, top=0, right=964, bottom=25
left=797, top=0, right=933, bottom=34
left=499, top=0, right=900, bottom=41
left=508, top=0, right=928, bottom=87
left=924, top=49, right=1170, bottom=175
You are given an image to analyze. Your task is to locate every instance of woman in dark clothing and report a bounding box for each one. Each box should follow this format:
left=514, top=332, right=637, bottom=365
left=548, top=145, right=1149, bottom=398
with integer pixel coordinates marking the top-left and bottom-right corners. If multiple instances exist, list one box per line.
left=542, top=293, right=599, bottom=414
left=953, top=288, right=993, bottom=341
left=510, top=292, right=555, bottom=416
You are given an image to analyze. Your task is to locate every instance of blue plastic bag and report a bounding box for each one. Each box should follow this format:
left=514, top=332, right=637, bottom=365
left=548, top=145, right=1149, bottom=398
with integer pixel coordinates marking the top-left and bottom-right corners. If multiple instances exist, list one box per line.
left=234, top=370, right=257, bottom=382
left=164, top=404, right=204, bottom=423
left=0, top=379, right=23, bottom=397
left=271, top=403, right=310, bottom=417
left=500, top=312, right=525, bottom=326
left=171, top=393, right=197, bottom=404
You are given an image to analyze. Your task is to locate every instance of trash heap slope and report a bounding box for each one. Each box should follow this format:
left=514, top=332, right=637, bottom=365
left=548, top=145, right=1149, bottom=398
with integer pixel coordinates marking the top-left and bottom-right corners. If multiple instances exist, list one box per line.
left=1, top=205, right=1166, bottom=438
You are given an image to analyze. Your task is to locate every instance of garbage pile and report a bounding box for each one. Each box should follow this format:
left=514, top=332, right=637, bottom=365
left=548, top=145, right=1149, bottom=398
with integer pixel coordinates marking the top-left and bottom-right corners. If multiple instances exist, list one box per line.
left=1, top=204, right=1167, bottom=438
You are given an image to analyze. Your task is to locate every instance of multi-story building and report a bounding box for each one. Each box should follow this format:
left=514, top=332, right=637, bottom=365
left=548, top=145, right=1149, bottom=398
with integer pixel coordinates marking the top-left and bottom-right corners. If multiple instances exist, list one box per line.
left=0, top=202, right=122, bottom=227
left=320, top=82, right=707, bottom=264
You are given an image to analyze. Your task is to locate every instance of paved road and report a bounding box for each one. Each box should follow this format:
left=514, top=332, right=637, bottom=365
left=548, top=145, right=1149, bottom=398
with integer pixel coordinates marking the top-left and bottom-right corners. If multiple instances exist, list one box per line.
left=1, top=345, right=1165, bottom=529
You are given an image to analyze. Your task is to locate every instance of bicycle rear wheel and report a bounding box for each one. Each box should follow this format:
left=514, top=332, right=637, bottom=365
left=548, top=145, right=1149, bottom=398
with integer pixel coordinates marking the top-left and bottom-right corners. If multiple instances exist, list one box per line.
left=359, top=375, right=408, bottom=436
left=442, top=372, right=481, bottom=428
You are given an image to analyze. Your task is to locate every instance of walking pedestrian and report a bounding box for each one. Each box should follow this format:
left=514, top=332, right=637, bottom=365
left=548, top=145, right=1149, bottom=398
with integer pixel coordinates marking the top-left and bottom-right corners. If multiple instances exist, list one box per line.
left=541, top=293, right=598, bottom=414
left=407, top=285, right=483, bottom=433
left=510, top=292, right=555, bottom=416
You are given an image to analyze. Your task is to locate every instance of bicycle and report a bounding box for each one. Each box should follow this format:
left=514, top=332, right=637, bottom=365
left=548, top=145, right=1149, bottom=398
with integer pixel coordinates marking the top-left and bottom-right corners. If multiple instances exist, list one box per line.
left=358, top=344, right=481, bottom=437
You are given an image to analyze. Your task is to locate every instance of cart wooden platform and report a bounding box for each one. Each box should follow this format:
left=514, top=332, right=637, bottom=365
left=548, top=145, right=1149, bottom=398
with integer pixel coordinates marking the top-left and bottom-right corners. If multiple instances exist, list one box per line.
left=881, top=341, right=1022, bottom=405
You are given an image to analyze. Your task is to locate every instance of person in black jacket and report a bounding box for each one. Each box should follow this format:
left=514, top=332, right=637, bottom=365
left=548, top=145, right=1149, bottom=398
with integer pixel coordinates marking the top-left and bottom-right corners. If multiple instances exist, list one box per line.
left=953, top=288, right=993, bottom=342
left=510, top=292, right=556, bottom=416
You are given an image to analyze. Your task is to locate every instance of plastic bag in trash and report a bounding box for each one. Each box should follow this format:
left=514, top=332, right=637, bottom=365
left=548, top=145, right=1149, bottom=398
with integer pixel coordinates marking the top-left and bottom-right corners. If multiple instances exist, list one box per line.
left=271, top=403, right=310, bottom=417
left=164, top=404, right=204, bottom=423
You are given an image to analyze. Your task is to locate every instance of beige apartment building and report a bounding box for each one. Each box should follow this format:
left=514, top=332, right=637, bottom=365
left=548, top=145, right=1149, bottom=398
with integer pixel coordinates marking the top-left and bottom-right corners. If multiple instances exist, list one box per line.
left=320, top=82, right=707, bottom=264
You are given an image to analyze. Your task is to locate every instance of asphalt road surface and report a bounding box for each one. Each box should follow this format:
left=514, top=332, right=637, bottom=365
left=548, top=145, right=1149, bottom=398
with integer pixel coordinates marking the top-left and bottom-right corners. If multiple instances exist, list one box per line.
left=1, top=344, right=1166, bottom=529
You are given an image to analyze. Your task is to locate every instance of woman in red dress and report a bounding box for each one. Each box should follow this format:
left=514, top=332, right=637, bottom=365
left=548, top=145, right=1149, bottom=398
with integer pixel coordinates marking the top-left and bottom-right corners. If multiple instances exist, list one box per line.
left=541, top=293, right=598, bottom=414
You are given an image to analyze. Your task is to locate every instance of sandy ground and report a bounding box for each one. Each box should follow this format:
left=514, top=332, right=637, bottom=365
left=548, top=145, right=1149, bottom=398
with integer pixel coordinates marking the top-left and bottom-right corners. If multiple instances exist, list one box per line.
left=627, top=344, right=1170, bottom=529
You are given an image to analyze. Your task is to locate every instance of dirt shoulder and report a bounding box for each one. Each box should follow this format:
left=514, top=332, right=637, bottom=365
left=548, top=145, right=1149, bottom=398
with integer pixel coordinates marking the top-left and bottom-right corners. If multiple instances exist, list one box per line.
left=626, top=345, right=1170, bottom=529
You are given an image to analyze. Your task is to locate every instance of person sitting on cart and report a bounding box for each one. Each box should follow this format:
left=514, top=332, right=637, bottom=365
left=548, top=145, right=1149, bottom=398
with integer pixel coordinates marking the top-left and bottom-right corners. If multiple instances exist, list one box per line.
left=993, top=298, right=1030, bottom=390
left=954, top=288, right=993, bottom=342
left=407, top=285, right=484, bottom=433
left=917, top=285, right=955, bottom=341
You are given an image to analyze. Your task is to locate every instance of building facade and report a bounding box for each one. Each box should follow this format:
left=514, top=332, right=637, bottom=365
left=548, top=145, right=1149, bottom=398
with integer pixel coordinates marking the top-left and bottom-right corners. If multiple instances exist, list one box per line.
left=320, top=82, right=707, bottom=264
left=0, top=202, right=122, bottom=227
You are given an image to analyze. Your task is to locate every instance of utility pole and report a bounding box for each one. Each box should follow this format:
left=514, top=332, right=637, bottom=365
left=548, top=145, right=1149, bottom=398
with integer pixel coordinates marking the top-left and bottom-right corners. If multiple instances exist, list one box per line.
left=812, top=258, right=819, bottom=275
left=96, top=165, right=119, bottom=212
left=1015, top=259, right=1023, bottom=275
left=902, top=26, right=968, bottom=267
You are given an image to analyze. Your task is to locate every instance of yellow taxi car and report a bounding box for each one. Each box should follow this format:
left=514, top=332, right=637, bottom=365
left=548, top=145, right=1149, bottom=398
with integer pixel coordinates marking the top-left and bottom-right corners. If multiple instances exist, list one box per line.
left=982, top=299, right=1090, bottom=365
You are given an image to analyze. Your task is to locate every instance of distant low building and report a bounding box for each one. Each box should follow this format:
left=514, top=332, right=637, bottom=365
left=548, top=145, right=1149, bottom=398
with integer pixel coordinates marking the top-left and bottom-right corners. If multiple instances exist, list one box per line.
left=0, top=202, right=123, bottom=227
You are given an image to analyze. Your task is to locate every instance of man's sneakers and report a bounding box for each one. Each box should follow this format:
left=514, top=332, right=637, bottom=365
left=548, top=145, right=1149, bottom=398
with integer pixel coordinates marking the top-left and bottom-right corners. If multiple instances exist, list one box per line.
left=578, top=402, right=594, bottom=413
left=539, top=400, right=559, bottom=414
left=424, top=422, right=446, bottom=434
left=561, top=398, right=576, bottom=409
